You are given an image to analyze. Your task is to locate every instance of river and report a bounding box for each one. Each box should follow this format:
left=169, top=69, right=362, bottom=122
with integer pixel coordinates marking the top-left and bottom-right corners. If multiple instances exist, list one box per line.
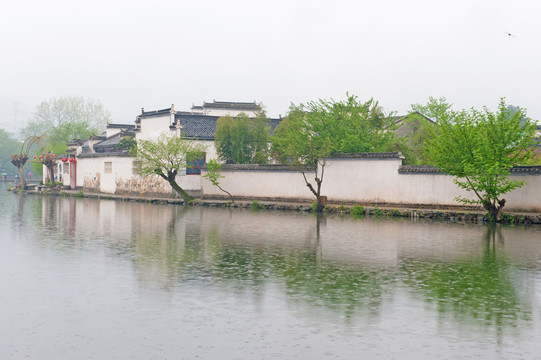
left=1, top=184, right=541, bottom=359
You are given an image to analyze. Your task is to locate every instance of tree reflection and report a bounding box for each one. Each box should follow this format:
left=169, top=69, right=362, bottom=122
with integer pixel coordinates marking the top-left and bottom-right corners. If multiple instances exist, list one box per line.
left=198, top=214, right=396, bottom=320
left=400, top=225, right=532, bottom=342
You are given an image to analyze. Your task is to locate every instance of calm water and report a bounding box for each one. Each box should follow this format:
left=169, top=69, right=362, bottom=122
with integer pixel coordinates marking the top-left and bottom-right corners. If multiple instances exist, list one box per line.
left=1, top=184, right=541, bottom=359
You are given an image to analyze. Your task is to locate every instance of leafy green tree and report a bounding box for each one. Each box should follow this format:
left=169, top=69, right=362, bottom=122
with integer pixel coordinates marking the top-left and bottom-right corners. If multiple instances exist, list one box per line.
left=426, top=99, right=538, bottom=221
left=214, top=113, right=270, bottom=164
left=411, top=96, right=455, bottom=122
left=215, top=115, right=250, bottom=164
left=136, top=133, right=207, bottom=203
left=10, top=135, right=45, bottom=189
left=202, top=159, right=234, bottom=203
left=0, top=129, right=21, bottom=175
left=118, top=136, right=137, bottom=155
left=23, top=96, right=111, bottom=155
left=393, top=112, right=438, bottom=164
left=272, top=95, right=397, bottom=211
left=250, top=113, right=271, bottom=164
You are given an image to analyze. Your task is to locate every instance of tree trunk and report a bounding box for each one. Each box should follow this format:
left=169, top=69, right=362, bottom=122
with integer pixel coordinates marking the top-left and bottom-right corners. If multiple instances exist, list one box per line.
left=217, top=184, right=234, bottom=203
left=316, top=195, right=327, bottom=212
left=10, top=155, right=27, bottom=189
left=18, top=165, right=26, bottom=189
left=47, top=166, right=55, bottom=187
left=169, top=180, right=194, bottom=203
left=155, top=169, right=195, bottom=204
left=483, top=199, right=506, bottom=222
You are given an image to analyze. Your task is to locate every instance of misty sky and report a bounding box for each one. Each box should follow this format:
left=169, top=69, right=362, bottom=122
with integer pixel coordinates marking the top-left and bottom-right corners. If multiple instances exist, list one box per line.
left=1, top=0, right=540, bottom=131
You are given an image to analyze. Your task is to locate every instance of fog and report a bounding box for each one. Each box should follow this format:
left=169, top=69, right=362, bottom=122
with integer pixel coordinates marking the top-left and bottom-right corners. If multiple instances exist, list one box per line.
left=1, top=0, right=540, bottom=132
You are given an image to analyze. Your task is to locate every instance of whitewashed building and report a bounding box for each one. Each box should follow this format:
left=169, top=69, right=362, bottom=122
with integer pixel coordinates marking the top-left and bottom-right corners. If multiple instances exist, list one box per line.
left=54, top=101, right=278, bottom=196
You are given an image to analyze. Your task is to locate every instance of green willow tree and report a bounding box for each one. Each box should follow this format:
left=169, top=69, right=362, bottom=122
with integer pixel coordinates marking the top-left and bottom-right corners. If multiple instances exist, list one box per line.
left=426, top=99, right=538, bottom=221
left=272, top=95, right=397, bottom=211
left=136, top=133, right=207, bottom=203
left=202, top=159, right=234, bottom=203
left=393, top=112, right=439, bottom=164
left=214, top=113, right=270, bottom=164
left=24, top=96, right=111, bottom=156
left=411, top=96, right=454, bottom=122
left=0, top=129, right=21, bottom=175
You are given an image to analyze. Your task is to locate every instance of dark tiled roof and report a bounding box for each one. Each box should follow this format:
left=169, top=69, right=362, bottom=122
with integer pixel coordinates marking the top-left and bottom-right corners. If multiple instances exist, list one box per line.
left=216, top=164, right=315, bottom=172
left=195, top=100, right=262, bottom=111
left=89, top=134, right=106, bottom=140
left=67, top=139, right=85, bottom=146
left=177, top=114, right=219, bottom=140
left=510, top=166, right=541, bottom=174
left=268, top=118, right=282, bottom=134
left=399, top=165, right=541, bottom=174
left=399, top=165, right=442, bottom=174
left=137, top=107, right=173, bottom=121
left=77, top=152, right=133, bottom=158
left=176, top=113, right=282, bottom=140
left=107, top=123, right=135, bottom=129
left=94, top=133, right=121, bottom=149
left=328, top=152, right=404, bottom=160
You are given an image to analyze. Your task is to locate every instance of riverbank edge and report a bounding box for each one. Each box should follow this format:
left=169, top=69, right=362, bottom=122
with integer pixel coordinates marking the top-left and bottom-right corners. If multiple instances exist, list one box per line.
left=19, top=188, right=541, bottom=226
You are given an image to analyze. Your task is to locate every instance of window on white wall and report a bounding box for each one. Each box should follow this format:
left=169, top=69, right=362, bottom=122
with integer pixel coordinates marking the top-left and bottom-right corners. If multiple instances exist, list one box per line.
left=104, top=162, right=112, bottom=174
left=186, top=153, right=206, bottom=175
left=63, top=164, right=69, bottom=174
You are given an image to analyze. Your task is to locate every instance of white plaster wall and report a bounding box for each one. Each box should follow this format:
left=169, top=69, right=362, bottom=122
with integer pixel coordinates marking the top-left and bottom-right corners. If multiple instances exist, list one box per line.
left=501, top=175, right=541, bottom=211
left=201, top=158, right=541, bottom=211
left=177, top=173, right=202, bottom=191
left=191, top=140, right=218, bottom=161
left=105, top=128, right=121, bottom=138
left=321, top=158, right=404, bottom=203
left=78, top=156, right=135, bottom=194
left=201, top=169, right=313, bottom=200
left=136, top=115, right=174, bottom=141
left=396, top=173, right=473, bottom=205
left=77, top=155, right=202, bottom=196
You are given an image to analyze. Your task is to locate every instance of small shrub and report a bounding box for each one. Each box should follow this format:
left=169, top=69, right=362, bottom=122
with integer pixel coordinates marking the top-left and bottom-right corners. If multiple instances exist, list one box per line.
left=252, top=200, right=260, bottom=211
left=350, top=205, right=365, bottom=216
left=75, top=190, right=84, bottom=197
left=373, top=205, right=383, bottom=216
left=392, top=209, right=401, bottom=217
left=312, top=201, right=318, bottom=212
left=339, top=204, right=345, bottom=212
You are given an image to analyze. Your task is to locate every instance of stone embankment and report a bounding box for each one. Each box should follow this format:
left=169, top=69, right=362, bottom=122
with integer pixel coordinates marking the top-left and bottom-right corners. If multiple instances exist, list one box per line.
left=23, top=188, right=541, bottom=226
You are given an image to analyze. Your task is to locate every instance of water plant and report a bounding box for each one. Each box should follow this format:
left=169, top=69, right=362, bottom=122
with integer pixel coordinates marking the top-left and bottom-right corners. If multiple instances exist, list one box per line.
left=350, top=205, right=365, bottom=216
left=252, top=200, right=260, bottom=211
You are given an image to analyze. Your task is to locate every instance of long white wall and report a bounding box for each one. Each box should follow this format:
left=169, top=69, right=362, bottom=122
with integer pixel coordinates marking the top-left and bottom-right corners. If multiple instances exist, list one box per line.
left=71, top=153, right=541, bottom=211
left=202, top=166, right=312, bottom=200
left=76, top=155, right=201, bottom=196
left=201, top=156, right=541, bottom=212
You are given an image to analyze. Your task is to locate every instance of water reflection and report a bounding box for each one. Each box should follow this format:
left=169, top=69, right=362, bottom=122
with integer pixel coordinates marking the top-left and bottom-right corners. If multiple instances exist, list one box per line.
left=4, top=189, right=541, bottom=356
left=401, top=226, right=533, bottom=344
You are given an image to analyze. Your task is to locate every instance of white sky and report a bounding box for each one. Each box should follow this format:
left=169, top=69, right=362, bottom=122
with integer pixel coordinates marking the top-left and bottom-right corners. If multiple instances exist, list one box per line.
left=1, top=0, right=540, bottom=128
